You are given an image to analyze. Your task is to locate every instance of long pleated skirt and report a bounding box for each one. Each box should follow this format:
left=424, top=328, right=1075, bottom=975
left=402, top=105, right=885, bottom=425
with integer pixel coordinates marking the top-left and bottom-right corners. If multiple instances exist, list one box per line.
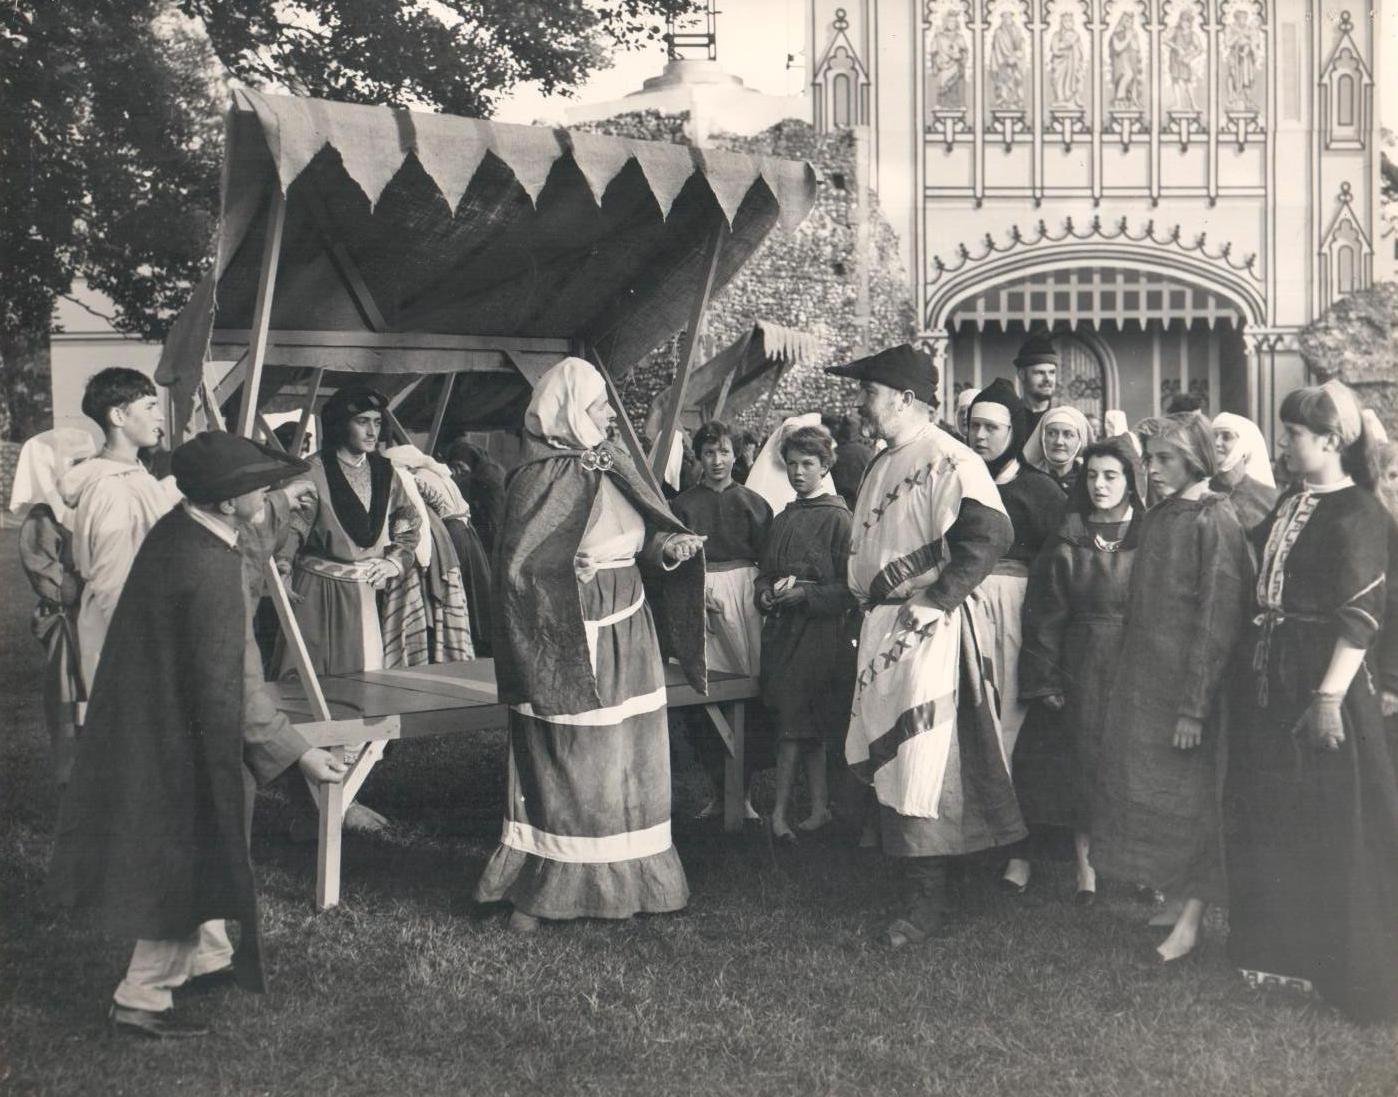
left=474, top=564, right=689, bottom=920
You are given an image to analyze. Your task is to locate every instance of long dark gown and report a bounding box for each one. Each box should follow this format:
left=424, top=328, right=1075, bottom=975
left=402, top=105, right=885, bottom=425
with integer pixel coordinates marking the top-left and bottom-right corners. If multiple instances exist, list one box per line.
left=1225, top=483, right=1398, bottom=1023
left=1016, top=509, right=1139, bottom=830
left=1092, top=492, right=1251, bottom=901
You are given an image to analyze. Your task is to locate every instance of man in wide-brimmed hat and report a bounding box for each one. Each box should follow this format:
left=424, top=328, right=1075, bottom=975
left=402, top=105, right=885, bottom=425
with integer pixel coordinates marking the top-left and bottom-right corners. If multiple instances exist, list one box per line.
left=49, top=432, right=347, bottom=1040
left=826, top=345, right=1023, bottom=948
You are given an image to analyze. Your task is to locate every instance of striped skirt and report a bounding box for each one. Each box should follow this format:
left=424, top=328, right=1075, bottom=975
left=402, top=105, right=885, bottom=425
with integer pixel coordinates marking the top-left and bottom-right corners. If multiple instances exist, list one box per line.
left=474, top=564, right=689, bottom=921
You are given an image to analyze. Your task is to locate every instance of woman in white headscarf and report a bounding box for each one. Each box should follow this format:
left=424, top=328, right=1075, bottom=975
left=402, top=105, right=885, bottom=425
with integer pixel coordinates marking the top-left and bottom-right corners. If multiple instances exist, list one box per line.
left=475, top=357, right=707, bottom=932
left=10, top=428, right=97, bottom=785
left=1022, top=406, right=1094, bottom=494
left=744, top=413, right=837, bottom=515
left=1210, top=411, right=1278, bottom=532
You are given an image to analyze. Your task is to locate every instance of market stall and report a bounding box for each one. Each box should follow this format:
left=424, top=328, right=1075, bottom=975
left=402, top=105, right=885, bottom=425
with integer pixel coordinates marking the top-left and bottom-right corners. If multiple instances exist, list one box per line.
left=157, top=89, right=818, bottom=908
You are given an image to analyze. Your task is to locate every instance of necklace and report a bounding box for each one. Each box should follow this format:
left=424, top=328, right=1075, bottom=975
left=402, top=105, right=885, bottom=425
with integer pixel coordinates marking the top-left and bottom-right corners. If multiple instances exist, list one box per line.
left=1090, top=507, right=1132, bottom=552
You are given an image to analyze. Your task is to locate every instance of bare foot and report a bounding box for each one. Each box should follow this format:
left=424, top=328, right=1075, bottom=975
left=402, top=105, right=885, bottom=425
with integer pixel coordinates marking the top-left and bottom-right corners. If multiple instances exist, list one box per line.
left=771, top=815, right=796, bottom=842
left=1155, top=925, right=1198, bottom=963
left=507, top=910, right=540, bottom=934
left=1001, top=858, right=1031, bottom=891
left=1148, top=897, right=1185, bottom=927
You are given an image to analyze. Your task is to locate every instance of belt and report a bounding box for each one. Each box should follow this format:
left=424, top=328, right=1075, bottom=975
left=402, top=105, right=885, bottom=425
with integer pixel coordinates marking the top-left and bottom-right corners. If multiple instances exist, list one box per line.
left=707, top=559, right=757, bottom=573
left=296, top=556, right=381, bottom=584
left=1251, top=608, right=1330, bottom=706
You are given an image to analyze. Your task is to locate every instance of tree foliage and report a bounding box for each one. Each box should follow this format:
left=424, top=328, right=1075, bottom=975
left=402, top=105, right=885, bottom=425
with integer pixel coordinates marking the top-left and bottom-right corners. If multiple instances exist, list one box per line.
left=2, top=0, right=699, bottom=437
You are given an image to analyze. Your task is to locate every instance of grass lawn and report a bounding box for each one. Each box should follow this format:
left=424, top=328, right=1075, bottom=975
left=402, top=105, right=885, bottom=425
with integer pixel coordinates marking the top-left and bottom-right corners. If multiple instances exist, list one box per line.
left=1, top=526, right=1394, bottom=1095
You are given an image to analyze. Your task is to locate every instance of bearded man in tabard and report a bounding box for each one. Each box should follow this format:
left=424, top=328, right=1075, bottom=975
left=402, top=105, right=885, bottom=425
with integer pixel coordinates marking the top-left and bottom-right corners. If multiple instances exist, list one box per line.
left=826, top=345, right=1025, bottom=948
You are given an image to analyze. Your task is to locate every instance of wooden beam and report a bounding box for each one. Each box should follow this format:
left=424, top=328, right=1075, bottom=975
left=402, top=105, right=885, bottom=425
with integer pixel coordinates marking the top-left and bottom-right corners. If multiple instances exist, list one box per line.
left=210, top=329, right=571, bottom=354
left=213, top=352, right=250, bottom=407
left=586, top=344, right=667, bottom=502
left=651, top=226, right=724, bottom=481
left=256, top=413, right=285, bottom=451
left=427, top=373, right=456, bottom=455
left=199, top=379, right=227, bottom=432
left=237, top=187, right=288, bottom=438
left=290, top=369, right=324, bottom=457
left=265, top=559, right=332, bottom=723
left=209, top=344, right=519, bottom=376
left=305, top=190, right=388, bottom=332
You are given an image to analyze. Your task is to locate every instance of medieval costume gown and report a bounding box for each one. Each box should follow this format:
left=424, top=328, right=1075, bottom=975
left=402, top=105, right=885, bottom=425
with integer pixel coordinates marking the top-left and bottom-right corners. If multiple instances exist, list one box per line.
left=843, top=422, right=1022, bottom=858
left=1209, top=412, right=1278, bottom=534
left=755, top=492, right=857, bottom=749
left=276, top=452, right=424, bottom=676
left=1225, top=480, right=1398, bottom=1022
left=1016, top=436, right=1144, bottom=830
left=1092, top=491, right=1251, bottom=900
left=475, top=358, right=704, bottom=921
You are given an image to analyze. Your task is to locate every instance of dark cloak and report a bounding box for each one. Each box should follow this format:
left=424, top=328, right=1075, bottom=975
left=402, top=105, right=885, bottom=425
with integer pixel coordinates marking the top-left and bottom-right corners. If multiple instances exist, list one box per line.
left=47, top=510, right=308, bottom=992
left=492, top=437, right=706, bottom=716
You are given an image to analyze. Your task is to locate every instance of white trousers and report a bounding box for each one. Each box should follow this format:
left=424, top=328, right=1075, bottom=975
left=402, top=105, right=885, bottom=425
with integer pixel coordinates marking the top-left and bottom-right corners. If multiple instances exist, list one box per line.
left=113, top=921, right=234, bottom=1012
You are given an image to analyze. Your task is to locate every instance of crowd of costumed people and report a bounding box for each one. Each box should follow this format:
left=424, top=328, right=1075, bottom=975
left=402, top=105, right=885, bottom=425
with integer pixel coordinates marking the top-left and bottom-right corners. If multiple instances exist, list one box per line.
left=9, top=331, right=1397, bottom=1037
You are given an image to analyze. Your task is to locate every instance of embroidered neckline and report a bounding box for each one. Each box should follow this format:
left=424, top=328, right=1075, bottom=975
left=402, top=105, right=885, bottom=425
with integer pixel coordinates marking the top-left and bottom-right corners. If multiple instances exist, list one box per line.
left=1299, top=476, right=1353, bottom=495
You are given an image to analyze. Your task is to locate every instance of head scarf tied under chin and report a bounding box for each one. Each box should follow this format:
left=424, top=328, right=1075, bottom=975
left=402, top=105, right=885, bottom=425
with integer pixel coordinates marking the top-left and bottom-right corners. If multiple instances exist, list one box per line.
left=1142, top=410, right=1219, bottom=481
left=1022, top=405, right=1093, bottom=477
left=525, top=357, right=609, bottom=451
left=1211, top=412, right=1275, bottom=488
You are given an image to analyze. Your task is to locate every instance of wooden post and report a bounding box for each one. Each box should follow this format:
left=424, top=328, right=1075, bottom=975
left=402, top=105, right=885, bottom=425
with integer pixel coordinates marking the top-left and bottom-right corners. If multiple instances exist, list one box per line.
left=256, top=413, right=285, bottom=451
left=199, top=379, right=227, bottom=432
left=290, top=369, right=324, bottom=457
left=651, top=226, right=724, bottom=482
left=237, top=187, right=288, bottom=438
left=724, top=701, right=745, bottom=833
left=426, top=373, right=456, bottom=455
left=587, top=345, right=667, bottom=502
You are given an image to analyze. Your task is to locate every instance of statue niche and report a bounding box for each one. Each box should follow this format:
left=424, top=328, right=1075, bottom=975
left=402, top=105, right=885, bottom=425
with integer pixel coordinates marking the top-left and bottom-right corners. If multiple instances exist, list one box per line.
left=1220, top=1, right=1265, bottom=148
left=986, top=4, right=1029, bottom=148
left=1105, top=2, right=1148, bottom=147
left=1162, top=3, right=1206, bottom=148
left=1045, top=5, right=1088, bottom=148
left=925, top=5, right=970, bottom=147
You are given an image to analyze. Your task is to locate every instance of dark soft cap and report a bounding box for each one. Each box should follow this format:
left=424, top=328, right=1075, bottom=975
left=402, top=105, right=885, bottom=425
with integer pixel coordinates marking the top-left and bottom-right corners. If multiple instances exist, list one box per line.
left=824, top=344, right=938, bottom=405
left=321, top=385, right=388, bottom=426
left=172, top=432, right=309, bottom=505
left=1014, top=329, right=1058, bottom=369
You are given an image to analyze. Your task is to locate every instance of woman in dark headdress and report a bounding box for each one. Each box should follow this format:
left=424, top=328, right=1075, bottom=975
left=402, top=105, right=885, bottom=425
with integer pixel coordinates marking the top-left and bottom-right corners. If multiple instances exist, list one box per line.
left=474, top=358, right=706, bottom=931
left=274, top=385, right=425, bottom=676
left=1092, top=412, right=1252, bottom=963
left=1225, top=381, right=1398, bottom=1023
left=1013, top=435, right=1144, bottom=903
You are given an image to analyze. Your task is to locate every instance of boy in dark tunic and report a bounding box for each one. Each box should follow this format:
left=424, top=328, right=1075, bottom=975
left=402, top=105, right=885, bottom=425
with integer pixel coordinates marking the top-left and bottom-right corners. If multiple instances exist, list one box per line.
left=48, top=433, right=347, bottom=1039
left=671, top=420, right=773, bottom=818
left=755, top=425, right=856, bottom=840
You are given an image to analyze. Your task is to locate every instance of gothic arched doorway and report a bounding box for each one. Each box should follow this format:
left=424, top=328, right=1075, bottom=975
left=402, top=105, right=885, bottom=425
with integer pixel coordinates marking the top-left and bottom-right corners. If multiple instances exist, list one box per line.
left=1052, top=330, right=1117, bottom=431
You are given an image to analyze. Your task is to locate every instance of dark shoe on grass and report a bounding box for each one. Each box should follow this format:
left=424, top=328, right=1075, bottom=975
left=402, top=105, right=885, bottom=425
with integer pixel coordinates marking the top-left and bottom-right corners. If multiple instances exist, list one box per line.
left=108, top=1005, right=210, bottom=1039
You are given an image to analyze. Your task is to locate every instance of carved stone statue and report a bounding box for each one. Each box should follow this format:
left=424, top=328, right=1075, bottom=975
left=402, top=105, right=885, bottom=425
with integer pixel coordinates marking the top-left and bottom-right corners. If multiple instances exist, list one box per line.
left=1224, top=10, right=1262, bottom=112
left=928, top=10, right=970, bottom=111
left=989, top=10, right=1027, bottom=110
left=1108, top=12, right=1144, bottom=109
left=1048, top=13, right=1085, bottom=109
left=1163, top=9, right=1205, bottom=112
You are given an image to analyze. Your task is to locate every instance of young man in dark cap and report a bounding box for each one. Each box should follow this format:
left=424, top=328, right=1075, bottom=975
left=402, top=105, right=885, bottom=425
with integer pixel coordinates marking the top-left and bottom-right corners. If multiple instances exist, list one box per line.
left=825, top=344, right=1022, bottom=948
left=1013, top=329, right=1060, bottom=441
left=48, top=432, right=347, bottom=1039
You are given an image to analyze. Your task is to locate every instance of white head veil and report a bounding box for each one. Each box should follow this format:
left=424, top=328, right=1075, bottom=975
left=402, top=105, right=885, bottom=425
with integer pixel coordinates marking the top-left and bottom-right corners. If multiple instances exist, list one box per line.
left=8, top=428, right=98, bottom=526
left=1022, top=405, right=1093, bottom=476
left=744, top=413, right=837, bottom=515
left=1211, top=412, right=1275, bottom=488
left=954, top=388, right=978, bottom=436
left=525, top=357, right=609, bottom=451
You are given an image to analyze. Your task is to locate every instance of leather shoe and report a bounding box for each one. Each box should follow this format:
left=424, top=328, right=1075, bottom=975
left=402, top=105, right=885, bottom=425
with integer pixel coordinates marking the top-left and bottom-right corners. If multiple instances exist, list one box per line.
left=181, top=966, right=236, bottom=994
left=108, top=1005, right=210, bottom=1039
left=1075, top=889, right=1097, bottom=907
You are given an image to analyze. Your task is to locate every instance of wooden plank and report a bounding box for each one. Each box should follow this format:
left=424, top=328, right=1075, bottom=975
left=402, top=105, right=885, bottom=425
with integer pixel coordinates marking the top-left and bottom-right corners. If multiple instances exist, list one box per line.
left=237, top=187, right=288, bottom=438
left=652, top=226, right=724, bottom=481
left=256, top=413, right=285, bottom=451
left=339, top=740, right=385, bottom=815
left=724, top=701, right=746, bottom=834
left=213, top=352, right=250, bottom=407
left=305, top=190, right=388, bottom=332
left=315, top=747, right=345, bottom=911
left=265, top=558, right=332, bottom=722
left=199, top=379, right=227, bottom=432
left=209, top=344, right=516, bottom=376
left=426, top=373, right=456, bottom=455
left=290, top=368, right=324, bottom=457
left=211, top=329, right=571, bottom=354
left=586, top=345, right=667, bottom=502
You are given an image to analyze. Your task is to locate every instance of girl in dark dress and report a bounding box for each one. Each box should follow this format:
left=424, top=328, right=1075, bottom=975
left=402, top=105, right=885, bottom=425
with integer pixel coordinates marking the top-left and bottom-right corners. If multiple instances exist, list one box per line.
left=1015, top=436, right=1144, bottom=904
left=1225, top=381, right=1398, bottom=1023
left=755, top=425, right=856, bottom=841
left=1092, top=412, right=1252, bottom=964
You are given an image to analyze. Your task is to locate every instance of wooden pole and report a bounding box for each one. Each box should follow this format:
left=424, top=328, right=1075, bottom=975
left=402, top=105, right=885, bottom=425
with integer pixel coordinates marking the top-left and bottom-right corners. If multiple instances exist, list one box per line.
left=237, top=187, right=288, bottom=438
left=587, top=345, right=667, bottom=502
left=651, top=225, right=724, bottom=482
left=290, top=368, right=324, bottom=457
left=426, top=373, right=456, bottom=455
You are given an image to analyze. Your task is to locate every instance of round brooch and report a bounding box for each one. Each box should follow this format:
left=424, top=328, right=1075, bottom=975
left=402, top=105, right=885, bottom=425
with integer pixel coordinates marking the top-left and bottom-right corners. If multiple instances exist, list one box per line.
left=579, top=448, right=614, bottom=472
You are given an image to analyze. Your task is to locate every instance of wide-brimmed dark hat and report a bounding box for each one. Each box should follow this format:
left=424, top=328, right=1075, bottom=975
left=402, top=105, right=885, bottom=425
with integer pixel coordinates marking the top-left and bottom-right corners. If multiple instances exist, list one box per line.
left=1013, top=329, right=1058, bottom=369
left=824, top=344, right=938, bottom=404
left=172, top=431, right=309, bottom=505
